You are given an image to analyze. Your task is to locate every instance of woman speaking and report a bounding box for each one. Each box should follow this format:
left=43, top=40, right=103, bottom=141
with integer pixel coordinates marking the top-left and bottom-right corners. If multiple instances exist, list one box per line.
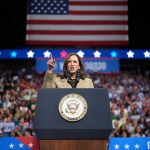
left=43, top=53, right=94, bottom=88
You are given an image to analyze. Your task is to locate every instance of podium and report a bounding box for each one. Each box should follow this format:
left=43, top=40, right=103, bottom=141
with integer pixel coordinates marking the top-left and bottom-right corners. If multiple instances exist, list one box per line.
left=34, top=88, right=113, bottom=150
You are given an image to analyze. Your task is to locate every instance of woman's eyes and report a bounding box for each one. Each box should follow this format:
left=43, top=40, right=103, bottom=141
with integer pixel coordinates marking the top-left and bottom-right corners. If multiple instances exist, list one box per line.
left=68, top=61, right=77, bottom=63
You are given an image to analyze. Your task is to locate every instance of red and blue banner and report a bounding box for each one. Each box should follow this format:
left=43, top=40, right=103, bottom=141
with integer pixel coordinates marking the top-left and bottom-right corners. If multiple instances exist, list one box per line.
left=0, top=137, right=39, bottom=150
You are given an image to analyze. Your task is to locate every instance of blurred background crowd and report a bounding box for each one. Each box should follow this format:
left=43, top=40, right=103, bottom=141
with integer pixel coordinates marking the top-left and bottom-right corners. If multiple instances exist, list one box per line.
left=0, top=65, right=149, bottom=138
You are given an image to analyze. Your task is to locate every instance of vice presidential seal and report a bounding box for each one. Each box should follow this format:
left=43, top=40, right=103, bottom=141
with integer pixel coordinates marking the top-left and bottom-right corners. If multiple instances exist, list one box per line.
left=58, top=93, right=88, bottom=122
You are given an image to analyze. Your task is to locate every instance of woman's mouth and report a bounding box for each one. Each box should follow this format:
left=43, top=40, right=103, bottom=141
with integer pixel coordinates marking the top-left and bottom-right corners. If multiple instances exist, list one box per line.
left=70, top=67, right=74, bottom=71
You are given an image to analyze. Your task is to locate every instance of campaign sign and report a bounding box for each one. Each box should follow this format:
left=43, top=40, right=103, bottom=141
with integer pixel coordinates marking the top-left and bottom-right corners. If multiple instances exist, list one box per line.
left=36, top=58, right=119, bottom=73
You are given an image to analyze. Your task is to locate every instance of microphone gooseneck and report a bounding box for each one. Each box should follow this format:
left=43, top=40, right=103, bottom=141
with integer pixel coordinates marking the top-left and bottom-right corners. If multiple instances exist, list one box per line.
left=64, top=70, right=71, bottom=81
left=76, top=69, right=82, bottom=82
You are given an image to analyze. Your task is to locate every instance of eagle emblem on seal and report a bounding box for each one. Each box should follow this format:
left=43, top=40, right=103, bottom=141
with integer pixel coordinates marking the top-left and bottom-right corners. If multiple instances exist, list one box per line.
left=58, top=93, right=88, bottom=122
left=66, top=102, right=80, bottom=114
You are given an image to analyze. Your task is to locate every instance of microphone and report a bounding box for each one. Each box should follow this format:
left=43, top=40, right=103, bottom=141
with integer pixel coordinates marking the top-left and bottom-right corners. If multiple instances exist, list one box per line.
left=64, top=70, right=71, bottom=81
left=76, top=69, right=82, bottom=82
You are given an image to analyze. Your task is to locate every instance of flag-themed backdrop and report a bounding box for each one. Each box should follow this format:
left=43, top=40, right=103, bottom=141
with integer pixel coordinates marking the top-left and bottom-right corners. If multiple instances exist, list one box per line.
left=1, top=48, right=150, bottom=73
left=0, top=137, right=149, bottom=150
left=0, top=49, right=150, bottom=59
left=108, top=137, right=150, bottom=150
left=26, top=0, right=128, bottom=46
left=0, top=137, right=39, bottom=150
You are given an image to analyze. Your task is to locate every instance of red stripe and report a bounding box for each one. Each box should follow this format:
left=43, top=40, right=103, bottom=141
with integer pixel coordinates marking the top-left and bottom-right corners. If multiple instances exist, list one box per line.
left=27, top=30, right=128, bottom=35
left=26, top=41, right=128, bottom=46
left=69, top=11, right=128, bottom=15
left=27, top=20, right=128, bottom=25
left=69, top=1, right=128, bottom=6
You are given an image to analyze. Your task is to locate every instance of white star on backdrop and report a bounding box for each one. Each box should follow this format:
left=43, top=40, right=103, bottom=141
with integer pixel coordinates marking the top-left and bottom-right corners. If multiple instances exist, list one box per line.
left=127, top=50, right=134, bottom=58
left=19, top=143, right=24, bottom=148
left=77, top=50, right=84, bottom=58
left=124, top=144, right=130, bottom=149
left=134, top=143, right=140, bottom=149
left=28, top=142, right=33, bottom=148
left=93, top=50, right=101, bottom=58
left=27, top=50, right=34, bottom=58
left=9, top=143, right=14, bottom=148
left=143, top=50, right=150, bottom=58
left=44, top=50, right=51, bottom=58
left=114, top=144, right=119, bottom=149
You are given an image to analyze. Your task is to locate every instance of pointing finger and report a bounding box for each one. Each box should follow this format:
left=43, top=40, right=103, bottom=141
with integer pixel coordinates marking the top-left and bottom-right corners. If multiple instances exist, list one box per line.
left=50, top=53, right=53, bottom=60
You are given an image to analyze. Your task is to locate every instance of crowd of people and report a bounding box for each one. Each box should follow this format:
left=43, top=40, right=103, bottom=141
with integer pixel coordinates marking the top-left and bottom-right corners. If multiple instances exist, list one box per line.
left=0, top=67, right=149, bottom=137
left=91, top=71, right=150, bottom=137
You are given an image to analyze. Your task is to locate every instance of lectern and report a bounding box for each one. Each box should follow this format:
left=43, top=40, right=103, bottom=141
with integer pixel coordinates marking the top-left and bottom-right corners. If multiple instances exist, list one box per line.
left=34, top=88, right=113, bottom=150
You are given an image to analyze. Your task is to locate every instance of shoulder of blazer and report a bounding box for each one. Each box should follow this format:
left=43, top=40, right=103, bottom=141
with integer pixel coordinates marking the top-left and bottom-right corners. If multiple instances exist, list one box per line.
left=83, top=77, right=92, bottom=82
left=45, top=72, right=57, bottom=79
left=57, top=77, right=67, bottom=82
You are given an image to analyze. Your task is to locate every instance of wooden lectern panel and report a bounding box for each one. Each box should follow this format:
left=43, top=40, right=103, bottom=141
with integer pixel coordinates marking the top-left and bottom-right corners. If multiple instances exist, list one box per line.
left=39, top=140, right=108, bottom=150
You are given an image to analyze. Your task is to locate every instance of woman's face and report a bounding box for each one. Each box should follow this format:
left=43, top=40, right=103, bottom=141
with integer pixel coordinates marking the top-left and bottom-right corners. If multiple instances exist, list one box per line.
left=122, top=131, right=127, bottom=137
left=136, top=126, right=141, bottom=133
left=25, top=131, right=31, bottom=136
left=121, top=125, right=126, bottom=131
left=10, top=131, right=16, bottom=137
left=67, top=55, right=80, bottom=75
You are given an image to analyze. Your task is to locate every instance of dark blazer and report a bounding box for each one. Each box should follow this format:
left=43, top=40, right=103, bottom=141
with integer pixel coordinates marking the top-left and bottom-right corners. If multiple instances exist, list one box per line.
left=43, top=72, right=94, bottom=88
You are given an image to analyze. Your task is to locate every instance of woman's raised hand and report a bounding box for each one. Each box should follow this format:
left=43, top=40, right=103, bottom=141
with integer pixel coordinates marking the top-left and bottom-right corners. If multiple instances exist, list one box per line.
left=47, top=53, right=55, bottom=72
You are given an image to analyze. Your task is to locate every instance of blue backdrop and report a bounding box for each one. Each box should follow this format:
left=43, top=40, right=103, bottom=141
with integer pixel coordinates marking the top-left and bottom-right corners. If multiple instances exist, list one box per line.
left=36, top=58, right=119, bottom=73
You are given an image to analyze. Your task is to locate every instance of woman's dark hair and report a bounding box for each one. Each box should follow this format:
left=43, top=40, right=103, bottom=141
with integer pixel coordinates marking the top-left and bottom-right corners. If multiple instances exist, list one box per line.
left=60, top=53, right=86, bottom=79
left=25, top=128, right=33, bottom=136
left=119, top=124, right=130, bottom=137
left=134, top=126, right=143, bottom=135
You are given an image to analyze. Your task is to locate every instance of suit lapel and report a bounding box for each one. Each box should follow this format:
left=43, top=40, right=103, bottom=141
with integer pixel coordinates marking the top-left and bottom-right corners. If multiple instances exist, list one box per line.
left=60, top=78, right=87, bottom=88
left=60, top=78, right=72, bottom=88
left=76, top=79, right=86, bottom=88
